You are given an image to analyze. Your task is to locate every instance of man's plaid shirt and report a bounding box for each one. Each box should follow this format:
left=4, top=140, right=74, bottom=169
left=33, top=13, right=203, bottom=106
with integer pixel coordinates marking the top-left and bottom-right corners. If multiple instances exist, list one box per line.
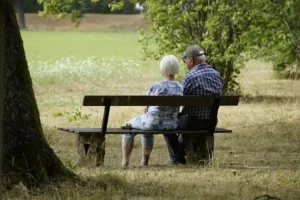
left=181, top=64, right=223, bottom=120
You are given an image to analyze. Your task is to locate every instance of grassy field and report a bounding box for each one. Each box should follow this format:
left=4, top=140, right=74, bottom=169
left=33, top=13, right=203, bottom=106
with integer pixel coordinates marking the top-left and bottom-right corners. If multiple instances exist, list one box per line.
left=3, top=29, right=300, bottom=200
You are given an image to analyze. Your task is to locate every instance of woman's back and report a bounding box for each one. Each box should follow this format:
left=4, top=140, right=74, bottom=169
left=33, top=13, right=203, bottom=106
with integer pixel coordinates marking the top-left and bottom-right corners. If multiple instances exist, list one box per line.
left=143, top=80, right=183, bottom=130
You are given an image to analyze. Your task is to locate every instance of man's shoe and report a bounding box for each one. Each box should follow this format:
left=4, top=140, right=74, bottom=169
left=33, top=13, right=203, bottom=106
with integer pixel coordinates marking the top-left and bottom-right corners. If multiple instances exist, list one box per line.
left=165, top=158, right=186, bottom=165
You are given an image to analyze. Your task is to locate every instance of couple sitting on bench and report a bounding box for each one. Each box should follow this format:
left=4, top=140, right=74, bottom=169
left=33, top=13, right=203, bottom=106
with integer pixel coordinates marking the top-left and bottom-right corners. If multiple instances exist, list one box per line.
left=122, top=44, right=224, bottom=167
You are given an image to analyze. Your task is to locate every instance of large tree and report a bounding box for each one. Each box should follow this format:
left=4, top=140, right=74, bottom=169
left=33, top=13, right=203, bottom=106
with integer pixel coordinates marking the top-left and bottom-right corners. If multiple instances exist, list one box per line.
left=2, top=0, right=75, bottom=188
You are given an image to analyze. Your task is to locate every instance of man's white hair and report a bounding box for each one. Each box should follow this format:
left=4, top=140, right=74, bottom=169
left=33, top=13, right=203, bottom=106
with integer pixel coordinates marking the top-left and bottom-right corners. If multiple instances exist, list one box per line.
left=195, top=51, right=206, bottom=61
left=159, top=55, right=180, bottom=75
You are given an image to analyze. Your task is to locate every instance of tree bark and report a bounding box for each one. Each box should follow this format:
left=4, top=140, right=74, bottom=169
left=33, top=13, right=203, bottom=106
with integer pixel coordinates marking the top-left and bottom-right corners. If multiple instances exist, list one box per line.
left=0, top=0, right=4, bottom=195
left=16, top=0, right=26, bottom=29
left=2, top=0, right=75, bottom=188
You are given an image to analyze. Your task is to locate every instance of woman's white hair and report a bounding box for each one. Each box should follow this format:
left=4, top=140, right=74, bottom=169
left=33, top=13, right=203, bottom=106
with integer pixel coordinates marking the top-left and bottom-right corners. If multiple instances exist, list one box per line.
left=159, top=55, right=180, bottom=75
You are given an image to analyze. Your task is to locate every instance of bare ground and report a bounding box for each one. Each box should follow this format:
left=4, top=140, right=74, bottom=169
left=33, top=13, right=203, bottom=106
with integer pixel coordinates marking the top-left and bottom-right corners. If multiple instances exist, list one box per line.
left=23, top=13, right=149, bottom=32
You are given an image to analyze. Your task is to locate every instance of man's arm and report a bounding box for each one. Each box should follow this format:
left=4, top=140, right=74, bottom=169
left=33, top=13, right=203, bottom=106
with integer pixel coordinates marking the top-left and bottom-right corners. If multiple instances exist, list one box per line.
left=181, top=75, right=193, bottom=95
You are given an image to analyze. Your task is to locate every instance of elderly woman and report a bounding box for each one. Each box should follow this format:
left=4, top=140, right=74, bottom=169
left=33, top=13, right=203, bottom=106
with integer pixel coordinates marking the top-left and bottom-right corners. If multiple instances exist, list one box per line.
left=122, top=55, right=183, bottom=167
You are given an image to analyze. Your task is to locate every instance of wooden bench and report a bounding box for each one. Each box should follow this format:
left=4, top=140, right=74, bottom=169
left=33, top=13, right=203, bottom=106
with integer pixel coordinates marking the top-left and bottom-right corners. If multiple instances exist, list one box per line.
left=57, top=95, right=239, bottom=166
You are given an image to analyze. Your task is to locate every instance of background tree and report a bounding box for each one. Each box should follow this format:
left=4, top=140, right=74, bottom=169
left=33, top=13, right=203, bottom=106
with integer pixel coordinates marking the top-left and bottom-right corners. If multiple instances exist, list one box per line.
left=249, top=0, right=300, bottom=79
left=23, top=0, right=43, bottom=13
left=23, top=0, right=138, bottom=14
left=138, top=0, right=263, bottom=94
left=137, top=0, right=300, bottom=93
left=37, top=0, right=139, bottom=26
left=16, top=0, right=26, bottom=29
left=122, top=0, right=136, bottom=14
left=2, top=0, right=75, bottom=188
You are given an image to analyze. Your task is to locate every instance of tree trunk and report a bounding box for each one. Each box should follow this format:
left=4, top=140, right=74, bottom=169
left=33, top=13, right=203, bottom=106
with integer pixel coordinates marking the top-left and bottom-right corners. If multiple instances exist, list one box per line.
left=2, top=0, right=75, bottom=188
left=0, top=0, right=4, bottom=195
left=16, top=0, right=26, bottom=29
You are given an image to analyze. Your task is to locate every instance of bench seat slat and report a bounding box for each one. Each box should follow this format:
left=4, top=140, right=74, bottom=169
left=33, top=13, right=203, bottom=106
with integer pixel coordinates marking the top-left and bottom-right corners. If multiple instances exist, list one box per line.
left=57, top=127, right=232, bottom=135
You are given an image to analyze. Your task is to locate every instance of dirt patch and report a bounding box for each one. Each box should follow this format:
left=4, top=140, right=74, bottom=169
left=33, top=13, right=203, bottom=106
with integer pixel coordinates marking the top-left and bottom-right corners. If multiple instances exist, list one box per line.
left=24, top=13, right=150, bottom=32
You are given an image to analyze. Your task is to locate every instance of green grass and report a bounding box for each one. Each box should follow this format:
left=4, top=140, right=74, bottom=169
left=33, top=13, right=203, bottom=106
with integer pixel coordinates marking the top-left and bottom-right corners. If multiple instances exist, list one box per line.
left=4, top=31, right=300, bottom=200
left=21, top=31, right=144, bottom=61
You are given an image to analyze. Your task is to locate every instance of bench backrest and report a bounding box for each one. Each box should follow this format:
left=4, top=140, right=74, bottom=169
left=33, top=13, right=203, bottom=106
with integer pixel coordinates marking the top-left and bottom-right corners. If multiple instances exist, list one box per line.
left=82, top=95, right=239, bottom=136
left=83, top=95, right=239, bottom=106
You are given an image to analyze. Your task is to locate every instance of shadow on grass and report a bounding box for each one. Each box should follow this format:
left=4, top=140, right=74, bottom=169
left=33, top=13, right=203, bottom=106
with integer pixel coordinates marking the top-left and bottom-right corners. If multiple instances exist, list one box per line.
left=55, top=168, right=290, bottom=200
left=3, top=165, right=292, bottom=200
left=215, top=120, right=300, bottom=171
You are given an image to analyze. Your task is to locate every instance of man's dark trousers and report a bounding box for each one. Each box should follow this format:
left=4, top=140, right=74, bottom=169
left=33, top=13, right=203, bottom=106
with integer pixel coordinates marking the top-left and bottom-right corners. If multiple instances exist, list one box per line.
left=163, top=114, right=216, bottom=164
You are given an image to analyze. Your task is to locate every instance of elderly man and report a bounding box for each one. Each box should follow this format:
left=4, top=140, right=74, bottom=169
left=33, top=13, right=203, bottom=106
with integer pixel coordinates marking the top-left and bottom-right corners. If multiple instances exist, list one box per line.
left=163, top=44, right=224, bottom=165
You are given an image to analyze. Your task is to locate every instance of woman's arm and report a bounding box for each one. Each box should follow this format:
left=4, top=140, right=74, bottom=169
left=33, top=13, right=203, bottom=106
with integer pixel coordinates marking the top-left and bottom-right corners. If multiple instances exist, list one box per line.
left=144, top=82, right=162, bottom=113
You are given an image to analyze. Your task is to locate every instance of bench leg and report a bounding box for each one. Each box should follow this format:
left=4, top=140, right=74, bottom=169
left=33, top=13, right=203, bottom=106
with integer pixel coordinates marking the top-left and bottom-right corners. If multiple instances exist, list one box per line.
left=76, top=135, right=106, bottom=167
left=95, top=136, right=106, bottom=166
left=77, top=135, right=92, bottom=167
left=184, top=135, right=214, bottom=166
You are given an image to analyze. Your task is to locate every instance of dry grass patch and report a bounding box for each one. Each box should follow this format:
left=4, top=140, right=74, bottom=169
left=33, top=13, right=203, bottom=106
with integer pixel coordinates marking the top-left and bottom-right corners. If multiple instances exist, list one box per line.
left=24, top=14, right=149, bottom=32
